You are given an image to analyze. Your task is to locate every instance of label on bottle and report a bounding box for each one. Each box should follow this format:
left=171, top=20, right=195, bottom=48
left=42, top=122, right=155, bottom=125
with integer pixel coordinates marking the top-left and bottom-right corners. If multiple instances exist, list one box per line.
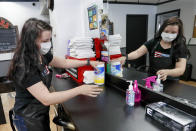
left=111, top=61, right=122, bottom=77
left=126, top=89, right=135, bottom=106
left=94, top=64, right=105, bottom=85
left=153, top=83, right=163, bottom=92
left=101, top=51, right=109, bottom=62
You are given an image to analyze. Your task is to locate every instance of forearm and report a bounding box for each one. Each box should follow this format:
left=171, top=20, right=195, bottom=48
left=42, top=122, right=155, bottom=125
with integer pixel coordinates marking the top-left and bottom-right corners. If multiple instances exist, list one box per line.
left=166, top=68, right=185, bottom=77
left=28, top=82, right=102, bottom=106
left=157, top=59, right=186, bottom=81
left=167, top=59, right=186, bottom=77
left=127, top=45, right=147, bottom=60
left=63, top=59, right=88, bottom=68
left=127, top=51, right=141, bottom=60
left=50, top=56, right=88, bottom=68
left=44, top=88, right=80, bottom=105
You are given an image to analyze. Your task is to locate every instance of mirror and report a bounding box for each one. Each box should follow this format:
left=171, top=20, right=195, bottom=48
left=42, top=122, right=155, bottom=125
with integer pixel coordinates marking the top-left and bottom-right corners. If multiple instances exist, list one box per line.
left=103, top=0, right=196, bottom=108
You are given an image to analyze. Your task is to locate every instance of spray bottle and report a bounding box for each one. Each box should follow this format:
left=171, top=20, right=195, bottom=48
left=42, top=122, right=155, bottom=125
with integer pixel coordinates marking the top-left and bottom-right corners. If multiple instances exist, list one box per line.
left=126, top=80, right=135, bottom=106
left=133, top=80, right=141, bottom=103
left=153, top=75, right=163, bottom=92
left=143, top=76, right=157, bottom=89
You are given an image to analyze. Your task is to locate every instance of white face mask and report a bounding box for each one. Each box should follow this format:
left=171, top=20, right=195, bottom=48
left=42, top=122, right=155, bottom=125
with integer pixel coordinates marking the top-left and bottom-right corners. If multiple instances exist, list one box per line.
left=161, top=32, right=177, bottom=43
left=40, top=41, right=51, bottom=55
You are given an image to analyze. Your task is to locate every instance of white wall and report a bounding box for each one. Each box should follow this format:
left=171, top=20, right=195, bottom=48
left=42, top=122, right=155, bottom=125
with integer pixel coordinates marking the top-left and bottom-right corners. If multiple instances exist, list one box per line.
left=49, top=0, right=85, bottom=57
left=104, top=4, right=157, bottom=47
left=50, top=0, right=103, bottom=57
left=157, top=0, right=196, bottom=44
left=0, top=2, right=48, bottom=33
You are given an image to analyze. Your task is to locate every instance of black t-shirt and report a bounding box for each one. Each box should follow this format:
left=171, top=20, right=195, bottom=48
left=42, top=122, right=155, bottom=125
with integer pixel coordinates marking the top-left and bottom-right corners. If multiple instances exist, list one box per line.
left=14, top=52, right=53, bottom=112
left=144, top=39, right=187, bottom=59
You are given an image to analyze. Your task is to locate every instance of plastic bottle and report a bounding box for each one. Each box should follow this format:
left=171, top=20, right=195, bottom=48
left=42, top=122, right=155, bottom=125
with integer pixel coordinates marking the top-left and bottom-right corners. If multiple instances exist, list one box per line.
left=126, top=81, right=135, bottom=106
left=143, top=76, right=157, bottom=89
left=153, top=75, right=163, bottom=92
left=133, top=80, right=141, bottom=103
left=111, top=61, right=121, bottom=77
left=94, top=64, right=105, bottom=85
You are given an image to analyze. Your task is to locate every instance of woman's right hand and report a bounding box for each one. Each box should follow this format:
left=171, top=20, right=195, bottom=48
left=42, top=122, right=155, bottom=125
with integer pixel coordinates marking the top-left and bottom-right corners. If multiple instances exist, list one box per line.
left=77, top=84, right=103, bottom=97
left=119, top=56, right=126, bottom=66
left=90, top=61, right=104, bottom=70
left=111, top=56, right=126, bottom=67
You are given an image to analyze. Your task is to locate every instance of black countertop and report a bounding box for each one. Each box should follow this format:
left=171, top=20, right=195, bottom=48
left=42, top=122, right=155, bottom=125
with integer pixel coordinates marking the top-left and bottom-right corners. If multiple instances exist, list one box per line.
left=106, top=68, right=196, bottom=116
left=52, top=67, right=196, bottom=131
left=52, top=70, right=169, bottom=131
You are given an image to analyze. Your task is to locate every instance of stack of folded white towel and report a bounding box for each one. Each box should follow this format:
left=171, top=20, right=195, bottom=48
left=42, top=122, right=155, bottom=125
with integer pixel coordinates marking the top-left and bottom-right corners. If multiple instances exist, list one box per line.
left=105, top=34, right=122, bottom=55
left=68, top=37, right=95, bottom=58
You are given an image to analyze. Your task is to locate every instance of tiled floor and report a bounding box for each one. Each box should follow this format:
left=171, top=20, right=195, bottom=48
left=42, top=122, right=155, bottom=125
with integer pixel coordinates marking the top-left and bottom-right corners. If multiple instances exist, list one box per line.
left=0, top=80, right=196, bottom=131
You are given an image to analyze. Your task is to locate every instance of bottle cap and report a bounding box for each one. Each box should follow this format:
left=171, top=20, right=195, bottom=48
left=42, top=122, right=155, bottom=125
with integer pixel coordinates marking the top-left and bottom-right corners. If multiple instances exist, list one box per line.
left=127, top=80, right=133, bottom=90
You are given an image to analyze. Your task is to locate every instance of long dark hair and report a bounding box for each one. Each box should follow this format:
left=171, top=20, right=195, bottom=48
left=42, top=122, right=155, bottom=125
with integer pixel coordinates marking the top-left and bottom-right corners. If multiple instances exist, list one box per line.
left=154, top=17, right=190, bottom=61
left=8, top=18, right=52, bottom=86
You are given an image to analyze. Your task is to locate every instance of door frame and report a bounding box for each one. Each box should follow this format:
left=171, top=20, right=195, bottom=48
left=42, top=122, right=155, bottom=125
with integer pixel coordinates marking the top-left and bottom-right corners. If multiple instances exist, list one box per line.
left=155, top=9, right=181, bottom=34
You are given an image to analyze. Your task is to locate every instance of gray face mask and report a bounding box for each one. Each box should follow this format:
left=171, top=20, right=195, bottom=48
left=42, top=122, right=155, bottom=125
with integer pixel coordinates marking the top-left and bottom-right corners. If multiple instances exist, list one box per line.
left=161, top=32, right=177, bottom=43
left=40, top=41, right=51, bottom=55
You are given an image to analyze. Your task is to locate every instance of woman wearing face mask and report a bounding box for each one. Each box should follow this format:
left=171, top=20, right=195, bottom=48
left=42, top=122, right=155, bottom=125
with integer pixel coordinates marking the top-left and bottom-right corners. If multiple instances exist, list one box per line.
left=120, top=17, right=190, bottom=81
left=8, top=18, right=103, bottom=131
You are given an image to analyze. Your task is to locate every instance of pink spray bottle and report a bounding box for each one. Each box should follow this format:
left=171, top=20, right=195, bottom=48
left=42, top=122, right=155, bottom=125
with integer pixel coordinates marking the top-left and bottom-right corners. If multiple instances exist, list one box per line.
left=133, top=80, right=141, bottom=103
left=143, top=76, right=157, bottom=89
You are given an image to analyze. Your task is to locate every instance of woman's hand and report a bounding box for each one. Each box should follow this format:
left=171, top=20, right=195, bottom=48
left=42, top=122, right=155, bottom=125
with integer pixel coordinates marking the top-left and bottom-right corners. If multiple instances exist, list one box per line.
left=111, top=56, right=126, bottom=67
left=156, top=69, right=169, bottom=81
left=119, top=56, right=126, bottom=66
left=90, top=61, right=104, bottom=69
left=77, top=84, right=103, bottom=97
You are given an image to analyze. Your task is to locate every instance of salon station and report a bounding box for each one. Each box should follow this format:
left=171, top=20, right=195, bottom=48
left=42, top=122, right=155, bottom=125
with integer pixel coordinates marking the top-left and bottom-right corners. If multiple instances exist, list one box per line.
left=0, top=0, right=196, bottom=131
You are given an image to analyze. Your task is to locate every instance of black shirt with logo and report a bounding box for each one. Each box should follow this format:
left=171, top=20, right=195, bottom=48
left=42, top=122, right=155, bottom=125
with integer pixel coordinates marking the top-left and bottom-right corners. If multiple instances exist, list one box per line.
left=14, top=52, right=53, bottom=113
left=144, top=39, right=187, bottom=60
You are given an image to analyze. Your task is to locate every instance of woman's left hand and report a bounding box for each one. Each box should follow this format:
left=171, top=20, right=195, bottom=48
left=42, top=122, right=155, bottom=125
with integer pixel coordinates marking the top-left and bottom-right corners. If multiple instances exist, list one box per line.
left=156, top=69, right=169, bottom=81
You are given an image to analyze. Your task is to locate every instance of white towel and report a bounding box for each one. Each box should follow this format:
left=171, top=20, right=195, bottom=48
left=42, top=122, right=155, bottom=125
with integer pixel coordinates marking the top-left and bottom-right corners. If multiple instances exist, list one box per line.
left=109, top=34, right=122, bottom=41
left=109, top=46, right=121, bottom=55
left=83, top=71, right=95, bottom=84
left=69, top=42, right=93, bottom=48
left=76, top=54, right=95, bottom=58
left=68, top=36, right=95, bottom=58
